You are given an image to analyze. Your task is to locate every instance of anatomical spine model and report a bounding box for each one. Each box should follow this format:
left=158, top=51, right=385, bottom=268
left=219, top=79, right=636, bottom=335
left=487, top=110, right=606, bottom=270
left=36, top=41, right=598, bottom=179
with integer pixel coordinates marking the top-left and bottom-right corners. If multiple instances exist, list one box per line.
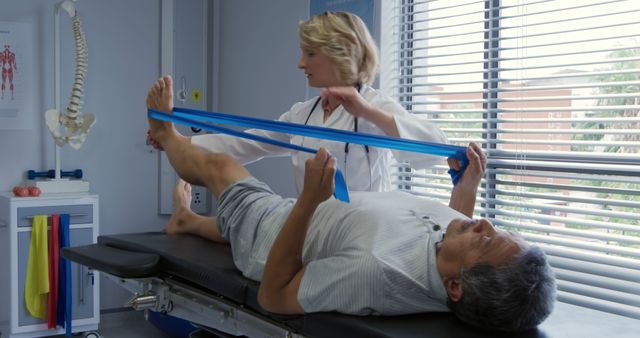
left=45, top=0, right=95, bottom=150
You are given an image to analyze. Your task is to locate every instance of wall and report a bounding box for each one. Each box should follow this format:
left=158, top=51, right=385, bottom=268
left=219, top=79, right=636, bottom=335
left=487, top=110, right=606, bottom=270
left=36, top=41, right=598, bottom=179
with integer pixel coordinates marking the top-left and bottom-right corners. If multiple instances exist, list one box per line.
left=215, top=0, right=308, bottom=196
left=1, top=0, right=384, bottom=311
left=0, top=0, right=310, bottom=309
left=1, top=0, right=165, bottom=309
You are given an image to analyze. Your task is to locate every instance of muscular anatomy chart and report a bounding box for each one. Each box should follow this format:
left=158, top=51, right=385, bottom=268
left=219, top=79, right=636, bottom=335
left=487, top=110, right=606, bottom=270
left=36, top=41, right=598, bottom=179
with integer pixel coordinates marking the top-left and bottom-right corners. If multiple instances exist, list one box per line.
left=0, top=44, right=18, bottom=100
left=0, top=21, right=32, bottom=130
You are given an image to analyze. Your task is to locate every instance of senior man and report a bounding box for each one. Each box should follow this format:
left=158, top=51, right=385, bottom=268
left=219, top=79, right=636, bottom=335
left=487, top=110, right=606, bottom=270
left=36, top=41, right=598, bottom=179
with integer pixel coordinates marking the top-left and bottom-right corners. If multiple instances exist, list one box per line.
left=146, top=76, right=556, bottom=332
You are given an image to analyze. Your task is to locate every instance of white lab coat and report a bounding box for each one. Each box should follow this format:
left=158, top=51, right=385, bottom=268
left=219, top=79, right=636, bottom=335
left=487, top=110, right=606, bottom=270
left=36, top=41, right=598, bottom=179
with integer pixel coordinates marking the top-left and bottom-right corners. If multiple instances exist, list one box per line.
left=191, top=85, right=448, bottom=193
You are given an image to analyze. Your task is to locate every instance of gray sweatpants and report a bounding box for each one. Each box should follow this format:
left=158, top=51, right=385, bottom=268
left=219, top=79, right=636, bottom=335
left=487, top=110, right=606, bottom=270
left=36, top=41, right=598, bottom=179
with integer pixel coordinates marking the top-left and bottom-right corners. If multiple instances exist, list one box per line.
left=216, top=176, right=296, bottom=281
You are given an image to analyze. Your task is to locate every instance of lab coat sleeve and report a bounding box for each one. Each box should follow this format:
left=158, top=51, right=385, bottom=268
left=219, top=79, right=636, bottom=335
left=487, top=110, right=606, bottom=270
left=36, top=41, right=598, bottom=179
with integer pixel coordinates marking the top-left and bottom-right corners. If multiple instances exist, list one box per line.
left=190, top=110, right=295, bottom=165
left=375, top=97, right=449, bottom=169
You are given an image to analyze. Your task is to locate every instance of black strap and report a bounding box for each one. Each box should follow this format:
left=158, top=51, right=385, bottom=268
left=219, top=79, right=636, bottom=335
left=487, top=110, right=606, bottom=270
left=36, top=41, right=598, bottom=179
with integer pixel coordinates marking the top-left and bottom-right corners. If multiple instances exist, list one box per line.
left=304, top=97, right=322, bottom=125
left=344, top=118, right=370, bottom=154
left=305, top=93, right=370, bottom=154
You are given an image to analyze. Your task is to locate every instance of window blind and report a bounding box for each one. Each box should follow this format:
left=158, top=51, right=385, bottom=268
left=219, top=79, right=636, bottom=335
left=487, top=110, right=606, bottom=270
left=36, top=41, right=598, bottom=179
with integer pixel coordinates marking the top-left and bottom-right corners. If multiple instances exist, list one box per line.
left=388, top=0, right=640, bottom=319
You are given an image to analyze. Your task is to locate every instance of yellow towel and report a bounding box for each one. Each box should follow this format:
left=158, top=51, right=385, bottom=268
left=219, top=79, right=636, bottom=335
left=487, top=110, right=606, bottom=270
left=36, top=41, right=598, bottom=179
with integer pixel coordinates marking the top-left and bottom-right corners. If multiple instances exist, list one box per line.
left=25, top=215, right=50, bottom=319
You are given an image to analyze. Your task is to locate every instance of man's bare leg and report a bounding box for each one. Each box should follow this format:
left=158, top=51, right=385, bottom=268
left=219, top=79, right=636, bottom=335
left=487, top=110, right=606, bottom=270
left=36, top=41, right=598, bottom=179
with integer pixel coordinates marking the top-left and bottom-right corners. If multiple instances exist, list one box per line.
left=166, top=179, right=226, bottom=243
left=147, top=75, right=249, bottom=242
left=146, top=75, right=250, bottom=198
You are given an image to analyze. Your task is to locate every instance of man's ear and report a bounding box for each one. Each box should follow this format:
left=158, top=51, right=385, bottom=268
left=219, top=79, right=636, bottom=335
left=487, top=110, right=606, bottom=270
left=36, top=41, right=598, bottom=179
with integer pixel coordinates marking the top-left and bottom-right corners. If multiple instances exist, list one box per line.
left=444, top=277, right=463, bottom=302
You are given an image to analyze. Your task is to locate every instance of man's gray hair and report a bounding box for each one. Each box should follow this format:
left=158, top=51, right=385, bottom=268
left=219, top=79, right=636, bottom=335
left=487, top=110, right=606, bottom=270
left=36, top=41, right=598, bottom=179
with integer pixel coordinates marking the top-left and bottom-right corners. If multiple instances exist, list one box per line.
left=447, top=246, right=556, bottom=331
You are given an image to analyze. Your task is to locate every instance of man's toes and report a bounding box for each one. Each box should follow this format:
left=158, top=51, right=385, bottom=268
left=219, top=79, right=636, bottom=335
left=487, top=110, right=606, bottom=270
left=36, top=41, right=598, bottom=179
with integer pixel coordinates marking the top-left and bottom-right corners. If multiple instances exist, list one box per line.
left=163, top=75, right=172, bottom=88
left=175, top=179, right=186, bottom=194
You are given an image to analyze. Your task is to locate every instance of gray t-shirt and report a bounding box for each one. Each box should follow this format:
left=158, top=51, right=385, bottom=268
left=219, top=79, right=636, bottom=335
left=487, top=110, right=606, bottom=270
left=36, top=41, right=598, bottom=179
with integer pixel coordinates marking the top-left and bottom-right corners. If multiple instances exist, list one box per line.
left=297, top=191, right=467, bottom=315
left=217, top=178, right=469, bottom=316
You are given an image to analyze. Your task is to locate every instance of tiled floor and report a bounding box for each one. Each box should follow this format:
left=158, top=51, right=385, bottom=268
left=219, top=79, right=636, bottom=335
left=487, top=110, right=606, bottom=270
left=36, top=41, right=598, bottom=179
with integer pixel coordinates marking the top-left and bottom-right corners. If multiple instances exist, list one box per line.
left=49, top=309, right=172, bottom=338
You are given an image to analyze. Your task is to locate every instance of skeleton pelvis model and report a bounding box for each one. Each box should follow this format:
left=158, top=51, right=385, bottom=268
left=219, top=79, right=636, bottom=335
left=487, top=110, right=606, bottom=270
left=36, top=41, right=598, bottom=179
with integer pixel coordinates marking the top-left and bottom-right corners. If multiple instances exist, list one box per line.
left=46, top=1, right=96, bottom=150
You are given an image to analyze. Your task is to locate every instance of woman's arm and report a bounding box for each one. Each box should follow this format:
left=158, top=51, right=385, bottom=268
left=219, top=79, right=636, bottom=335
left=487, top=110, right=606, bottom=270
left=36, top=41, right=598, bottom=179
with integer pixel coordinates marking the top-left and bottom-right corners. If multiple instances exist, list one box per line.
left=190, top=129, right=291, bottom=165
left=322, top=86, right=400, bottom=136
left=149, top=103, right=311, bottom=164
left=323, top=86, right=453, bottom=169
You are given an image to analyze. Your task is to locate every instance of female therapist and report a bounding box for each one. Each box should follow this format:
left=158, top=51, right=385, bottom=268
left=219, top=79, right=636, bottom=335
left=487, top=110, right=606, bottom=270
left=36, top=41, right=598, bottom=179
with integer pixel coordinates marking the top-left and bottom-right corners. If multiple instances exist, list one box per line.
left=149, top=12, right=451, bottom=240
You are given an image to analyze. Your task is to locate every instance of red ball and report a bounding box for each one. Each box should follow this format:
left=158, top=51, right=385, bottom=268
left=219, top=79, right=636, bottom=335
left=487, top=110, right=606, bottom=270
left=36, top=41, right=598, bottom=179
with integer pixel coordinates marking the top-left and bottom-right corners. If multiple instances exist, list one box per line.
left=12, top=186, right=29, bottom=197
left=28, top=186, right=41, bottom=197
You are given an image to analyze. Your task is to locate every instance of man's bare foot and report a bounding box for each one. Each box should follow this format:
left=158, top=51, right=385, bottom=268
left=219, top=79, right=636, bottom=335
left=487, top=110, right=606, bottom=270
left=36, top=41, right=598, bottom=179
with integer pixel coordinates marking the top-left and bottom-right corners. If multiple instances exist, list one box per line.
left=146, top=75, right=178, bottom=142
left=165, top=179, right=227, bottom=243
left=166, top=178, right=198, bottom=235
left=164, top=179, right=228, bottom=243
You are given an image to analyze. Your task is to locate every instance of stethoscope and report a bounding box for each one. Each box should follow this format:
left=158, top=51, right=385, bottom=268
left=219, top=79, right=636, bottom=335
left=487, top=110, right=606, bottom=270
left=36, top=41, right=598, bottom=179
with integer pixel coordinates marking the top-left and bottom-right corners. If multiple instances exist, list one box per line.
left=301, top=86, right=373, bottom=190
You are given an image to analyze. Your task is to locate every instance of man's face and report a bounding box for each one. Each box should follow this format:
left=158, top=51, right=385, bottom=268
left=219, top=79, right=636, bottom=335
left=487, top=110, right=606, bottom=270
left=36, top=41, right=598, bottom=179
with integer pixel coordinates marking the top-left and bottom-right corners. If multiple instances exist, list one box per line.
left=437, top=218, right=526, bottom=277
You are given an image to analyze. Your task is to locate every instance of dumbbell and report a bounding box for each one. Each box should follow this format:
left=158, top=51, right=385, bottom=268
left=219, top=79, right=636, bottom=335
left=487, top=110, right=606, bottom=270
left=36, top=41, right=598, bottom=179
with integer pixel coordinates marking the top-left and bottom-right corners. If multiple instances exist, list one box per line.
left=27, top=169, right=83, bottom=180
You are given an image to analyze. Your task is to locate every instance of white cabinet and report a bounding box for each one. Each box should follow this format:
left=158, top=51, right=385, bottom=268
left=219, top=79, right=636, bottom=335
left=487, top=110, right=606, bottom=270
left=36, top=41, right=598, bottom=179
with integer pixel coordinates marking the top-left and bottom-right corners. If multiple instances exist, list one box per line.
left=0, top=193, right=100, bottom=338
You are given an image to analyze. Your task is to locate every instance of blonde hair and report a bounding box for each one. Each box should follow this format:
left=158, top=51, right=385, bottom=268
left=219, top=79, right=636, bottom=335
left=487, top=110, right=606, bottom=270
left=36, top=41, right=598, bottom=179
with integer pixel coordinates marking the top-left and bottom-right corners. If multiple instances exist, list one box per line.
left=299, top=11, right=379, bottom=86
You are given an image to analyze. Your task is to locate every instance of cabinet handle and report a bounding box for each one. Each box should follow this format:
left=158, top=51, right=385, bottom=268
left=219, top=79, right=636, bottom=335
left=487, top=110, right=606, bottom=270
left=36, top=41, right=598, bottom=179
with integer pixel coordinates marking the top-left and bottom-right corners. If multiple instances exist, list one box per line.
left=25, top=213, right=87, bottom=220
left=79, top=264, right=85, bottom=304
left=0, top=220, right=7, bottom=227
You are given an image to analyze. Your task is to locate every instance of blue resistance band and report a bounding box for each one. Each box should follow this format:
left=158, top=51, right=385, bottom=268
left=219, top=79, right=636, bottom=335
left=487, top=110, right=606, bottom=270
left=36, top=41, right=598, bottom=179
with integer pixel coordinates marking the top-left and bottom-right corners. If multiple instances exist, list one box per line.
left=148, top=108, right=469, bottom=203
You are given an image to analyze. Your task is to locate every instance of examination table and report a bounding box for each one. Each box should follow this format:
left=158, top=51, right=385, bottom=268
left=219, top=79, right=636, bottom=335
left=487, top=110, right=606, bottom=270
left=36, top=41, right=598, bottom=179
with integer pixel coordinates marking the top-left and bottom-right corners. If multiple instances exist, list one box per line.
left=61, top=232, right=637, bottom=338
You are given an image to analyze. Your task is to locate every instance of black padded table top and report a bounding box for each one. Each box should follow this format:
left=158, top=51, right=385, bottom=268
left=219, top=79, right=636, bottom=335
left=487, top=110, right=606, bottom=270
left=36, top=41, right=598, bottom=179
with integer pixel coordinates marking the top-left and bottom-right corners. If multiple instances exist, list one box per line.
left=61, top=242, right=159, bottom=278
left=97, top=232, right=251, bottom=304
left=65, top=232, right=638, bottom=338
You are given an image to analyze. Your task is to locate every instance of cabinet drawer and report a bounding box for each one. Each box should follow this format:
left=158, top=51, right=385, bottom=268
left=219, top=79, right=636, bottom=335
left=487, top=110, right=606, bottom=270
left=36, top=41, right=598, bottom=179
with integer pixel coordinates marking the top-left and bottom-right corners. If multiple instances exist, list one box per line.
left=17, top=204, right=93, bottom=227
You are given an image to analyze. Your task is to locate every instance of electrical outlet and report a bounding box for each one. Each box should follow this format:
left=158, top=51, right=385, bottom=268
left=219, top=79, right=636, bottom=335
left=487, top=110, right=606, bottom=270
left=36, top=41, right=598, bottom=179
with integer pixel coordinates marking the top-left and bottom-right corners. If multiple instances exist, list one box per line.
left=190, top=184, right=209, bottom=214
left=159, top=152, right=210, bottom=215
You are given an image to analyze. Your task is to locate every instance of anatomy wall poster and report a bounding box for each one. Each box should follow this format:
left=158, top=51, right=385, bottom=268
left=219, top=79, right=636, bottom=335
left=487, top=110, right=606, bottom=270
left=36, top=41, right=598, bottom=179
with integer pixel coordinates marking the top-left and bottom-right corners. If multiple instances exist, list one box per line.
left=0, top=21, right=32, bottom=130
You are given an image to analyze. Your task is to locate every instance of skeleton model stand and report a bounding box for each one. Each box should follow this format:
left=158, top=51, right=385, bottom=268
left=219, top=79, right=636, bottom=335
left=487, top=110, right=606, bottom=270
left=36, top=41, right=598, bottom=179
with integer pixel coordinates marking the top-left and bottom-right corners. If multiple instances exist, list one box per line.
left=35, top=0, right=96, bottom=193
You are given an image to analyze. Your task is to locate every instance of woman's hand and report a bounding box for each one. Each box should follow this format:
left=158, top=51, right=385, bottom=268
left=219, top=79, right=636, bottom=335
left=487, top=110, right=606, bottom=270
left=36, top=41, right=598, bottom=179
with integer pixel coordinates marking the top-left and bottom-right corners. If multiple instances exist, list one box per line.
left=321, top=86, right=371, bottom=118
left=322, top=86, right=400, bottom=137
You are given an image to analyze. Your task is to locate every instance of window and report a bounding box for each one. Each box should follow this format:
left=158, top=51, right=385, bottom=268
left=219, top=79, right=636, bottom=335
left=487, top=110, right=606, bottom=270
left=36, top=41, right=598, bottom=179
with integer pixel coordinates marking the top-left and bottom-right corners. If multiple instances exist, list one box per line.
left=386, top=0, right=640, bottom=318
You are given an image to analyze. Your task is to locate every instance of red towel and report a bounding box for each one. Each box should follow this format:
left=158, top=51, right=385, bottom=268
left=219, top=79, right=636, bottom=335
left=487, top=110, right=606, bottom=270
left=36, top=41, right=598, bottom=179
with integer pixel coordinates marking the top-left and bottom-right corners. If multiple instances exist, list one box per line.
left=47, top=214, right=60, bottom=329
